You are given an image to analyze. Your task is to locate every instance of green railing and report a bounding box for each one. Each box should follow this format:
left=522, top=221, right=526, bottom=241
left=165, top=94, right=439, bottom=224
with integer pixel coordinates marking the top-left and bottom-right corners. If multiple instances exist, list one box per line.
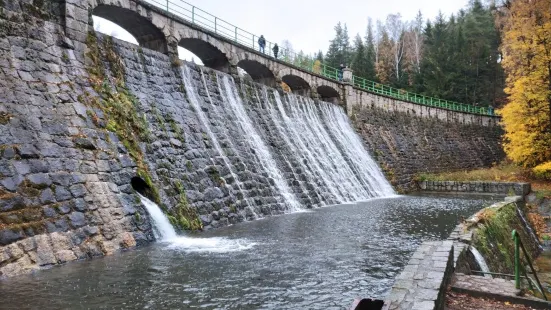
left=144, top=0, right=494, bottom=116
left=512, top=229, right=547, bottom=300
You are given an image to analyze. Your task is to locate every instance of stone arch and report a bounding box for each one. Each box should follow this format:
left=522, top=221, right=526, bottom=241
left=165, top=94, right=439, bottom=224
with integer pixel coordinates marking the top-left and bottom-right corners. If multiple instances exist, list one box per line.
left=91, top=4, right=169, bottom=54
left=237, top=59, right=276, bottom=87
left=317, top=85, right=341, bottom=104
left=281, top=74, right=311, bottom=97
left=178, top=38, right=230, bottom=72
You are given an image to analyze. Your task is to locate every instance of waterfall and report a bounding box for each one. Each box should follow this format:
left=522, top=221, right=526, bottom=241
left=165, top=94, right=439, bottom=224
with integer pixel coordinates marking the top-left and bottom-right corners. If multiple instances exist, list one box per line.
left=139, top=194, right=256, bottom=252
left=219, top=75, right=302, bottom=212
left=139, top=194, right=177, bottom=241
left=516, top=206, right=543, bottom=251
left=177, top=64, right=394, bottom=217
left=470, top=246, right=492, bottom=278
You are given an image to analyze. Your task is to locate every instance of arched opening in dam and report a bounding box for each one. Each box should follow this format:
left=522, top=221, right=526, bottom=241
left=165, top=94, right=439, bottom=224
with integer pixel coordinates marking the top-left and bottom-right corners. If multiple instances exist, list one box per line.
left=91, top=5, right=168, bottom=53
left=282, top=74, right=311, bottom=96
left=178, top=38, right=230, bottom=72
left=317, top=85, right=341, bottom=105
left=236, top=59, right=276, bottom=87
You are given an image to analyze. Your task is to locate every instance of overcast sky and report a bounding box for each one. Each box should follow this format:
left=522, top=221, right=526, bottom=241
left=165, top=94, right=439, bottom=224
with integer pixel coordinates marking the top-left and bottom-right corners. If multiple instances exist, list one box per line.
left=94, top=0, right=471, bottom=63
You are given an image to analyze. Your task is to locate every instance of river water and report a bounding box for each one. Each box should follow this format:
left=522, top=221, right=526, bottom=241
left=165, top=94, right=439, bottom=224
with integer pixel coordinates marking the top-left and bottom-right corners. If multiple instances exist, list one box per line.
left=0, top=194, right=495, bottom=309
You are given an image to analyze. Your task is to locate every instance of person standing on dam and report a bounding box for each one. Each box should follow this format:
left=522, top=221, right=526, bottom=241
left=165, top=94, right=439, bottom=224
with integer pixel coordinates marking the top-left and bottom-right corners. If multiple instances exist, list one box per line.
left=258, top=35, right=266, bottom=53
left=272, top=43, right=279, bottom=59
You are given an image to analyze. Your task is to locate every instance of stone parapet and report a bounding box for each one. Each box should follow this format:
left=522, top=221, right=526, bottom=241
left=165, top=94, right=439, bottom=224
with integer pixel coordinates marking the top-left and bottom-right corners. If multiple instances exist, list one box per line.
left=418, top=181, right=531, bottom=196
left=386, top=241, right=454, bottom=310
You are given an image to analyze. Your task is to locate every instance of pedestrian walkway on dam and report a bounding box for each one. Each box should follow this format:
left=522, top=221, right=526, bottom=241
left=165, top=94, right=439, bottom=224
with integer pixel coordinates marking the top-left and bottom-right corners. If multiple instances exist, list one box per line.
left=81, top=0, right=495, bottom=116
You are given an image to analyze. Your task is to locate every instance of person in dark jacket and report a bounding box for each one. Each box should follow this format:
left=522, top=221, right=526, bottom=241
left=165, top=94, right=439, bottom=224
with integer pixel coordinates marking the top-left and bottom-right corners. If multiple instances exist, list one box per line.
left=272, top=43, right=279, bottom=59
left=258, top=35, right=266, bottom=53
left=338, top=63, right=345, bottom=81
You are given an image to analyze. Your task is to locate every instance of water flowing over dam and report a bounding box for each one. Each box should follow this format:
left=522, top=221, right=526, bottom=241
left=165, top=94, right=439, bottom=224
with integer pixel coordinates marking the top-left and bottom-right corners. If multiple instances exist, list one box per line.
left=167, top=63, right=395, bottom=220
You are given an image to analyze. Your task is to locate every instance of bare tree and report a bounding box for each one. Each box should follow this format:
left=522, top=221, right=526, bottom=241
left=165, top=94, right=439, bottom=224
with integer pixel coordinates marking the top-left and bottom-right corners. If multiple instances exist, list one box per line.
left=408, top=11, right=423, bottom=74
left=386, top=13, right=405, bottom=81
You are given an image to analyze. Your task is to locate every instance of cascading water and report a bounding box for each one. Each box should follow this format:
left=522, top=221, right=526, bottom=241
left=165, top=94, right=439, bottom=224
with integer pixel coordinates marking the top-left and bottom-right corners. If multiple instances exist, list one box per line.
left=470, top=246, right=492, bottom=278
left=139, top=194, right=177, bottom=241
left=178, top=63, right=394, bottom=217
left=139, top=194, right=255, bottom=251
left=219, top=75, right=302, bottom=212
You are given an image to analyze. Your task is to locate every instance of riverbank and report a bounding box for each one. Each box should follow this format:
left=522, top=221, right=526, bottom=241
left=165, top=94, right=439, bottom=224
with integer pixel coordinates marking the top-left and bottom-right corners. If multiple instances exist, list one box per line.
left=382, top=182, right=551, bottom=310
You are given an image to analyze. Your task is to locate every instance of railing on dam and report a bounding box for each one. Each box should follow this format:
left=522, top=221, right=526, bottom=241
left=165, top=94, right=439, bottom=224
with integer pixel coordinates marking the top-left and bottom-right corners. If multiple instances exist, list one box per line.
left=145, top=0, right=495, bottom=116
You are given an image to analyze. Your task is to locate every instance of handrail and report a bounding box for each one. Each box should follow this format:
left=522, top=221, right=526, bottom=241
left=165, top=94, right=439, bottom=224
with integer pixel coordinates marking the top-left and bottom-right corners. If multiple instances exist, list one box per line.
left=512, top=229, right=547, bottom=300
left=142, top=0, right=495, bottom=116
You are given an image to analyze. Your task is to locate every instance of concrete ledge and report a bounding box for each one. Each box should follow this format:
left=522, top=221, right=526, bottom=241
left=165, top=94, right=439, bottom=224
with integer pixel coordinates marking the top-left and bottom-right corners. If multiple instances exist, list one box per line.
left=386, top=241, right=454, bottom=310
left=451, top=274, right=551, bottom=310
left=418, top=181, right=530, bottom=196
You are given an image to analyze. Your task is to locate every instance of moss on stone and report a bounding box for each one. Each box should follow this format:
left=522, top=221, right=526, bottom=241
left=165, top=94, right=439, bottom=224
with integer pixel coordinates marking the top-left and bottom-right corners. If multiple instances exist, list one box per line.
left=85, top=31, right=157, bottom=204
left=170, top=180, right=202, bottom=231
left=472, top=203, right=540, bottom=274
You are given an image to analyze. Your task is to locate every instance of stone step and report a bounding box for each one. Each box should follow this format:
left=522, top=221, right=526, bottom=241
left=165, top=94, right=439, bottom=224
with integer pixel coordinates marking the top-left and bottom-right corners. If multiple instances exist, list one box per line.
left=451, top=273, right=551, bottom=309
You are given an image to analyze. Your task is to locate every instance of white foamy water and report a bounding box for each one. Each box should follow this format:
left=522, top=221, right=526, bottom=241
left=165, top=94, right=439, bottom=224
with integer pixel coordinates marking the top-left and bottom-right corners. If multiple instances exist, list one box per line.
left=166, top=236, right=256, bottom=253
left=140, top=194, right=177, bottom=240
left=139, top=194, right=255, bottom=252
left=470, top=246, right=492, bottom=278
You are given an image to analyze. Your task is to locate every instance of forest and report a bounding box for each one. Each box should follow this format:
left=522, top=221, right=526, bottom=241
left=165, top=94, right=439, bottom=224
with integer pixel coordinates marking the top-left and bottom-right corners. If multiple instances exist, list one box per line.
left=282, top=0, right=551, bottom=176
left=313, top=0, right=505, bottom=108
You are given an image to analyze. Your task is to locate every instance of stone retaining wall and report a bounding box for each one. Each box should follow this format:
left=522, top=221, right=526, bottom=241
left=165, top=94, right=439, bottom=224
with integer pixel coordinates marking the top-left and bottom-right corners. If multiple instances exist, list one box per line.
left=351, top=105, right=505, bottom=192
left=418, top=181, right=531, bottom=196
left=386, top=240, right=455, bottom=310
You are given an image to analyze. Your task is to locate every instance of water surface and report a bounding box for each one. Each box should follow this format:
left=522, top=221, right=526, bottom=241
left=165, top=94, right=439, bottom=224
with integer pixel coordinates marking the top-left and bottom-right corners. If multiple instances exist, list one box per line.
left=0, top=195, right=495, bottom=309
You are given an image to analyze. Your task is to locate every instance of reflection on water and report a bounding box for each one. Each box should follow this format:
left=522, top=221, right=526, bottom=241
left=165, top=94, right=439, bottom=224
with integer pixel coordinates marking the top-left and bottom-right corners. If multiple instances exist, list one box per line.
left=0, top=195, right=495, bottom=309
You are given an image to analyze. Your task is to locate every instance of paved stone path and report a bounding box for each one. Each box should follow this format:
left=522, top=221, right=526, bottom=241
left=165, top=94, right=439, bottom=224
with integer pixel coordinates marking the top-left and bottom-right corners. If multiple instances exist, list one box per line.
left=387, top=241, right=454, bottom=310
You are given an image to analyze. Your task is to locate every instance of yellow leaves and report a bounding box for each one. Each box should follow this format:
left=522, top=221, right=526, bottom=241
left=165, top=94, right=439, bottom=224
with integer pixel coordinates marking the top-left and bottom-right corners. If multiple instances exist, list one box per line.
left=281, top=82, right=291, bottom=93
left=499, top=0, right=551, bottom=168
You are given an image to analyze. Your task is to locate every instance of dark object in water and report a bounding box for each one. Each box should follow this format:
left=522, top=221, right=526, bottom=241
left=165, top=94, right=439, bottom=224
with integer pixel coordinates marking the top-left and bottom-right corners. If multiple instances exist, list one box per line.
left=349, top=298, right=387, bottom=310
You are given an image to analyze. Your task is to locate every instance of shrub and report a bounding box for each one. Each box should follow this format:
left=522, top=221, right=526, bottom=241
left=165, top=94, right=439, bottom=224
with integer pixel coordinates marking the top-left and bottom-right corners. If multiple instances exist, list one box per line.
left=533, top=161, right=551, bottom=180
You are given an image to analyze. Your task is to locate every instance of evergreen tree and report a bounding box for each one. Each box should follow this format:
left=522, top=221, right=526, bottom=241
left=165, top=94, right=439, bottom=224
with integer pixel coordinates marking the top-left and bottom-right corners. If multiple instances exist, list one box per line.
left=351, top=34, right=368, bottom=78
left=325, top=22, right=351, bottom=68
left=364, top=18, right=377, bottom=81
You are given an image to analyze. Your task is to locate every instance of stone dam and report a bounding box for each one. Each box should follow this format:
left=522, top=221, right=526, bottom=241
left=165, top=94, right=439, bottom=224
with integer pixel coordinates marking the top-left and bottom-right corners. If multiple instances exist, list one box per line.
left=0, top=0, right=504, bottom=280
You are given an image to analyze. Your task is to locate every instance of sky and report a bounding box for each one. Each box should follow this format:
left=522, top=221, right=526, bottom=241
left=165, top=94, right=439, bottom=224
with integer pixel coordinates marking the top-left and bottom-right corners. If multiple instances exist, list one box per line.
left=94, top=0, right=471, bottom=64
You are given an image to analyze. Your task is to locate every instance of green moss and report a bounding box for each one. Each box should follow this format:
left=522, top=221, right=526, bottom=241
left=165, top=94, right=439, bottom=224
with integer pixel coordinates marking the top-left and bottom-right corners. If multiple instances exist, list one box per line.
left=85, top=31, right=156, bottom=199
left=62, top=52, right=69, bottom=64
left=137, top=168, right=160, bottom=204
left=168, top=118, right=185, bottom=143
left=170, top=180, right=202, bottom=231
left=134, top=212, right=141, bottom=222
left=206, top=166, right=224, bottom=186
left=186, top=160, right=193, bottom=170
left=472, top=203, right=539, bottom=274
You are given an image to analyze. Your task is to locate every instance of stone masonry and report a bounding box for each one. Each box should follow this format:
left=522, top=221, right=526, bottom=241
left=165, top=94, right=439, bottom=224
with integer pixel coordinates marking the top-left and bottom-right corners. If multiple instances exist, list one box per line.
left=352, top=106, right=505, bottom=192
left=386, top=241, right=455, bottom=310
left=418, top=181, right=531, bottom=196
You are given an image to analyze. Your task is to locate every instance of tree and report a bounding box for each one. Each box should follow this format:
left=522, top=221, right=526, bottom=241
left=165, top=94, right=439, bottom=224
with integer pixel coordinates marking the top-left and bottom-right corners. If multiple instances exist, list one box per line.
left=386, top=14, right=405, bottom=85
left=325, top=22, right=352, bottom=68
left=499, top=0, right=551, bottom=170
left=364, top=18, right=378, bottom=81
left=351, top=34, right=369, bottom=77
left=376, top=27, right=394, bottom=84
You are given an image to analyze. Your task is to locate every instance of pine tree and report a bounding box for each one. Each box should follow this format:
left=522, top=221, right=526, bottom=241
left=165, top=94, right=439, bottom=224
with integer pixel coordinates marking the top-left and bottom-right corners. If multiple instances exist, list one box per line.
left=325, top=22, right=351, bottom=68
left=364, top=18, right=377, bottom=81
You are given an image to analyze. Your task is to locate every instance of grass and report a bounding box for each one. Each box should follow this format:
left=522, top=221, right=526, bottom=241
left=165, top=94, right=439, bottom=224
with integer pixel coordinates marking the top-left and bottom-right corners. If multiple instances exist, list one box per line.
left=417, top=161, right=551, bottom=197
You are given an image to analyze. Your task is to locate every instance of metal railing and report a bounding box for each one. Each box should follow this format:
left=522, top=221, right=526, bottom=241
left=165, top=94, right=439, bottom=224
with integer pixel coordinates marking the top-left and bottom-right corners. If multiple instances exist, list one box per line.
left=512, top=229, right=547, bottom=300
left=144, top=0, right=495, bottom=116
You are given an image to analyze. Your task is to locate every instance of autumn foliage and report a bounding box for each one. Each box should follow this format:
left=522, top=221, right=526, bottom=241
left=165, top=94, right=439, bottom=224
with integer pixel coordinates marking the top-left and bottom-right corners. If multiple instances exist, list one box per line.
left=499, top=0, right=551, bottom=178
